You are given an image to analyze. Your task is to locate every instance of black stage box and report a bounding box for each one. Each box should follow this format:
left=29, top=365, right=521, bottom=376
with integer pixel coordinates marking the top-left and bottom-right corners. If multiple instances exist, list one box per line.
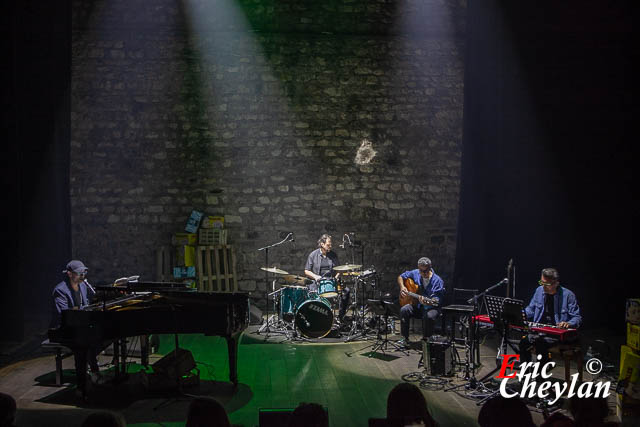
left=422, top=338, right=452, bottom=376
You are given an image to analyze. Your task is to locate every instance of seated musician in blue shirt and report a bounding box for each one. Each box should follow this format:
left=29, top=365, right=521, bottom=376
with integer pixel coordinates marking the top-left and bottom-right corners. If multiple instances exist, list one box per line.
left=397, top=257, right=445, bottom=346
left=519, top=267, right=581, bottom=363
left=50, top=260, right=101, bottom=396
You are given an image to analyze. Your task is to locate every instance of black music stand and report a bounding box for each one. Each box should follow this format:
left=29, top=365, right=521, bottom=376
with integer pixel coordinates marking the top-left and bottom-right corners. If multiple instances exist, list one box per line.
left=345, top=300, right=409, bottom=357
left=344, top=273, right=375, bottom=342
left=475, top=296, right=524, bottom=405
left=440, top=304, right=476, bottom=381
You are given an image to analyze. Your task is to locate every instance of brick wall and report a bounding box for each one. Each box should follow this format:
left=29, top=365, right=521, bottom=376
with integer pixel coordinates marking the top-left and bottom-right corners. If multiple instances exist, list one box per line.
left=71, top=0, right=465, bottom=305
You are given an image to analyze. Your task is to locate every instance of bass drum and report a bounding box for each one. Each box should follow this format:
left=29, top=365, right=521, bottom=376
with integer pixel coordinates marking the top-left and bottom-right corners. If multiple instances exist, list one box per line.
left=295, top=296, right=334, bottom=338
left=280, top=286, right=309, bottom=322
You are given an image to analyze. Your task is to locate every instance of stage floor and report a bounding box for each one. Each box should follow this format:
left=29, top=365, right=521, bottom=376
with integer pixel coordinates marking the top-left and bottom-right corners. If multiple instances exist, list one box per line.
left=0, top=324, right=621, bottom=427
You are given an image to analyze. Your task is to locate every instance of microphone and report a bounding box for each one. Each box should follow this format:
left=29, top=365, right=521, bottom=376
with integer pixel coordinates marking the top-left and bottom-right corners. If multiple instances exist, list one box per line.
left=84, top=279, right=96, bottom=294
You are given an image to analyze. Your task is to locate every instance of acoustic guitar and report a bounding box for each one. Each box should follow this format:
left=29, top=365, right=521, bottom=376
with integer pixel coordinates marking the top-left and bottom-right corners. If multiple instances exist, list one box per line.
left=399, top=277, right=439, bottom=307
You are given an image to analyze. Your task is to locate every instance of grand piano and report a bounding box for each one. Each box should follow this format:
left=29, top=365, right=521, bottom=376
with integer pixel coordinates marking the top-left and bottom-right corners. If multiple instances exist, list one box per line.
left=49, top=284, right=249, bottom=387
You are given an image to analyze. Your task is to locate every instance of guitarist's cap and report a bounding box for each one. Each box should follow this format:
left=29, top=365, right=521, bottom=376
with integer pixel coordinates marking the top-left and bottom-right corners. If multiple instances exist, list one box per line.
left=417, top=257, right=432, bottom=268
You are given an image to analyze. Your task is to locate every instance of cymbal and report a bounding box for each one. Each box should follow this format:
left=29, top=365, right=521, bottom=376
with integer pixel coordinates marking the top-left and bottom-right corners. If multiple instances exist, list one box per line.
left=260, top=267, right=289, bottom=275
left=333, top=264, right=362, bottom=272
left=283, top=275, right=311, bottom=285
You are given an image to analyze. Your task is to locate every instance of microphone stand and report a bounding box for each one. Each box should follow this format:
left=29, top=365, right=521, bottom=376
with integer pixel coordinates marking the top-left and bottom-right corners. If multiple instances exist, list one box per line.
left=467, top=278, right=508, bottom=313
left=257, top=233, right=293, bottom=335
left=465, top=277, right=508, bottom=379
left=506, top=259, right=513, bottom=298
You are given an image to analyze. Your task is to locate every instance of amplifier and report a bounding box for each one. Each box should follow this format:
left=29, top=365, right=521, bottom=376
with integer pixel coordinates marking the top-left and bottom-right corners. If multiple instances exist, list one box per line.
left=152, top=347, right=196, bottom=380
left=422, top=338, right=452, bottom=376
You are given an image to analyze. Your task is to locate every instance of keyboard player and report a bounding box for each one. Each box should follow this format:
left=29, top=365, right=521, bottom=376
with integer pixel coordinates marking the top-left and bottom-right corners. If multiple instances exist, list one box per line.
left=50, top=260, right=102, bottom=395
left=519, top=267, right=582, bottom=363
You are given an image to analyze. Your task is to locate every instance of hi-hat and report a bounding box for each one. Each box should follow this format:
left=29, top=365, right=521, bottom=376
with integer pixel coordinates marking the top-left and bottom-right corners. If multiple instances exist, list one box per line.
left=260, top=267, right=289, bottom=275
left=283, top=275, right=311, bottom=285
left=333, top=264, right=362, bottom=272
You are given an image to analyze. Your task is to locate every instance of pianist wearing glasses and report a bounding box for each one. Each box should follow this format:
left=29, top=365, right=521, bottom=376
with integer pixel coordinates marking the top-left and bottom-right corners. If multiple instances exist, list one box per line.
left=519, top=267, right=582, bottom=363
left=50, top=260, right=101, bottom=396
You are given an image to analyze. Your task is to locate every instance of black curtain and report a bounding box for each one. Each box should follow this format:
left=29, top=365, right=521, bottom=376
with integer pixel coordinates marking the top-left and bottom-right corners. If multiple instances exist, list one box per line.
left=2, top=1, right=71, bottom=341
left=455, top=0, right=633, bottom=330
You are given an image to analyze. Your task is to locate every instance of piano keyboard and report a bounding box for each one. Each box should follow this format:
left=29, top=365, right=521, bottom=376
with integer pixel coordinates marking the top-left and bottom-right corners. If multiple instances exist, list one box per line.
left=472, top=314, right=578, bottom=341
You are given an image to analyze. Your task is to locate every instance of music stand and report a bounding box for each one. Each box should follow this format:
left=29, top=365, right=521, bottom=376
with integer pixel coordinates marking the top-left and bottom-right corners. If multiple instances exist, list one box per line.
left=345, top=300, right=408, bottom=356
left=344, top=274, right=372, bottom=342
left=475, top=296, right=524, bottom=405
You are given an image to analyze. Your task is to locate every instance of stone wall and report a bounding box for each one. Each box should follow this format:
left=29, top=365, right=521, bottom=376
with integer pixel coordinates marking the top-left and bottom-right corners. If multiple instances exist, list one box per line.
left=71, top=0, right=465, bottom=305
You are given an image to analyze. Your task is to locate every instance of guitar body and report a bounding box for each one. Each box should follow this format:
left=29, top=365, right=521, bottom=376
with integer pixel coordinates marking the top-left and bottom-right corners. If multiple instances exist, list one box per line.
left=399, top=277, right=420, bottom=307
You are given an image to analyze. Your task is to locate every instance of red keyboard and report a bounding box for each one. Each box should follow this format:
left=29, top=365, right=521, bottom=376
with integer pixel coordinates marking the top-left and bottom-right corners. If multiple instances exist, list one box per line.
left=472, top=314, right=578, bottom=341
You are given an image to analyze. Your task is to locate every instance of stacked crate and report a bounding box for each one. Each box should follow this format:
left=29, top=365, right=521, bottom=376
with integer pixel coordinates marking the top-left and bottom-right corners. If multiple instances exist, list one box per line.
left=155, top=210, right=202, bottom=284
left=617, top=298, right=640, bottom=419
left=156, top=211, right=237, bottom=292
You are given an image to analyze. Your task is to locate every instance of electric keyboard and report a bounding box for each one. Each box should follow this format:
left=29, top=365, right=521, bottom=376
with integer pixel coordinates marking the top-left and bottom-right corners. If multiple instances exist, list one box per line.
left=472, top=314, right=578, bottom=341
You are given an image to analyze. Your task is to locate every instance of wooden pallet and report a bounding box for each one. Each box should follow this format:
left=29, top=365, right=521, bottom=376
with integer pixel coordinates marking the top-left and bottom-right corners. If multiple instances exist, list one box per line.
left=198, top=228, right=227, bottom=245
left=195, top=245, right=238, bottom=292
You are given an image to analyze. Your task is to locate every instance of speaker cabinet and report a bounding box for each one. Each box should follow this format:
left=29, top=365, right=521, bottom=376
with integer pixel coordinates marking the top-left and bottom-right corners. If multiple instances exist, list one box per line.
left=422, top=338, right=452, bottom=376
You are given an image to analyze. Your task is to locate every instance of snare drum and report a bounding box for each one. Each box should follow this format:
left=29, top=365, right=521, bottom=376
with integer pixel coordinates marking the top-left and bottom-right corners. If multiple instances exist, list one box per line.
left=280, top=286, right=308, bottom=321
left=317, top=278, right=338, bottom=298
left=295, top=296, right=334, bottom=338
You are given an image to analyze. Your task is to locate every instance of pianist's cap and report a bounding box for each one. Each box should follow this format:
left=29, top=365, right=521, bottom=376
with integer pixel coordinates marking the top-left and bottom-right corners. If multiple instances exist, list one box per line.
left=63, top=260, right=88, bottom=274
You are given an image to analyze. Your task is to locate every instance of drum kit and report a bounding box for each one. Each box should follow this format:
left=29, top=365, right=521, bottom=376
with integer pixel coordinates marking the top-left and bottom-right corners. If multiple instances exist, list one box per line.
left=257, top=264, right=382, bottom=341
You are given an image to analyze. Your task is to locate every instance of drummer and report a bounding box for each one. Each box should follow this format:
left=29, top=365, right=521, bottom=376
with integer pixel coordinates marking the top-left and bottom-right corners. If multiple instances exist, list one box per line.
left=304, top=234, right=351, bottom=322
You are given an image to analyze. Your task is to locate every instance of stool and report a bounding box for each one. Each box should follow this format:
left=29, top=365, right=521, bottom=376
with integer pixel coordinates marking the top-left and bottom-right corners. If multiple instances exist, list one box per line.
left=41, top=339, right=73, bottom=386
left=549, top=343, right=584, bottom=383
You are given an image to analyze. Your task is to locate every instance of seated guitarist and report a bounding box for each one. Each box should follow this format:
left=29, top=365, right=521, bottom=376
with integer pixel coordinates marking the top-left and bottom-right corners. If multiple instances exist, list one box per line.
left=397, top=257, right=445, bottom=345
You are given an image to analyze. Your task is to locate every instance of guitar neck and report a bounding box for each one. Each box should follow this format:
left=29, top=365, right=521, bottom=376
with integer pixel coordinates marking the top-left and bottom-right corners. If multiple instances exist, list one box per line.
left=406, top=291, right=437, bottom=306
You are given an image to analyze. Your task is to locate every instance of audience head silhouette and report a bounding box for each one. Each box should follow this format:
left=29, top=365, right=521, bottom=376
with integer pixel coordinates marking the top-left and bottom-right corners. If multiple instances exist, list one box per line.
left=540, top=412, right=576, bottom=427
left=289, top=402, right=328, bottom=427
left=0, top=392, right=17, bottom=427
left=569, top=396, right=612, bottom=427
left=386, top=382, right=436, bottom=427
left=80, top=410, right=126, bottom=427
left=478, top=396, right=534, bottom=427
left=186, top=397, right=230, bottom=427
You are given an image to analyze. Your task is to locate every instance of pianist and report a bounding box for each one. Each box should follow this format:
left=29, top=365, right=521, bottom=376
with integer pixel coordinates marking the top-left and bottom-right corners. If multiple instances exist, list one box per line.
left=519, top=267, right=582, bottom=363
left=50, top=260, right=101, bottom=394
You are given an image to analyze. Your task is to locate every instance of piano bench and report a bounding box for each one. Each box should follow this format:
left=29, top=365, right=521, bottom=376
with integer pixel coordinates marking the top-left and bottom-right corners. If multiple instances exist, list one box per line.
left=548, top=343, right=583, bottom=383
left=41, top=339, right=73, bottom=386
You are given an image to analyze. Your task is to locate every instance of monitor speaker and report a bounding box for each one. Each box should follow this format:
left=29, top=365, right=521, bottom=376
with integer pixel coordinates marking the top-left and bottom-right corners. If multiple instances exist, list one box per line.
left=422, top=338, right=452, bottom=376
